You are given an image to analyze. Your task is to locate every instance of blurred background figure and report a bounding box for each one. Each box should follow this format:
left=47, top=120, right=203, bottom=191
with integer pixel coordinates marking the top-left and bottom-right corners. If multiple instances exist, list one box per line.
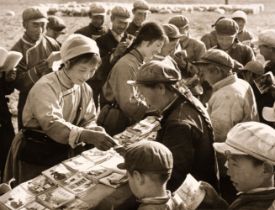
left=169, top=15, right=206, bottom=62
left=232, top=10, right=254, bottom=43
left=46, top=15, right=66, bottom=44
left=126, top=0, right=150, bottom=37
left=75, top=2, right=107, bottom=40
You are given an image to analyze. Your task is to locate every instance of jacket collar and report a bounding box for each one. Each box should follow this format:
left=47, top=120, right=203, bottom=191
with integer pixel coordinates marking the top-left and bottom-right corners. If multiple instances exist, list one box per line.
left=130, top=49, right=144, bottom=64
left=57, top=69, right=79, bottom=89
left=212, top=73, right=237, bottom=92
left=138, top=191, right=172, bottom=205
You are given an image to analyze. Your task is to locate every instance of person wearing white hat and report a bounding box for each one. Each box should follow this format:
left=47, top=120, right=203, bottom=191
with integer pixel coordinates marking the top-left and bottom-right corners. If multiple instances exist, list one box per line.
left=232, top=10, right=254, bottom=43
left=201, top=121, right=275, bottom=210
left=11, top=6, right=60, bottom=130
left=3, top=34, right=116, bottom=186
left=75, top=2, right=107, bottom=40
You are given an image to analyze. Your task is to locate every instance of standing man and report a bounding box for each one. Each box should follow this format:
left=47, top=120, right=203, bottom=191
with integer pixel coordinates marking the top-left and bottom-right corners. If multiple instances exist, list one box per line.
left=12, top=6, right=60, bottom=129
left=127, top=60, right=219, bottom=194
left=88, top=6, right=131, bottom=108
left=126, top=0, right=150, bottom=36
left=75, top=2, right=107, bottom=40
left=213, top=18, right=255, bottom=68
left=46, top=15, right=66, bottom=44
left=195, top=49, right=258, bottom=203
left=232, top=10, right=254, bottom=43
left=169, top=15, right=206, bottom=62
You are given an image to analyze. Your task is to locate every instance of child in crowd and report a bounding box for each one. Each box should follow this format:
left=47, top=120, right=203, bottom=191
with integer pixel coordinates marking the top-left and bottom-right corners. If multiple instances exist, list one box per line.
left=201, top=121, right=275, bottom=210
left=118, top=140, right=183, bottom=210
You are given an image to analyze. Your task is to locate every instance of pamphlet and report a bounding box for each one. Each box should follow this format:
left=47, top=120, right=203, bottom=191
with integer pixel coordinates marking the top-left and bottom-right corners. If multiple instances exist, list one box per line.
left=37, top=187, right=75, bottom=209
left=63, top=155, right=95, bottom=172
left=20, top=201, right=50, bottom=210
left=254, top=71, right=275, bottom=94
left=82, top=165, right=113, bottom=182
left=42, top=163, right=74, bottom=185
left=173, top=174, right=205, bottom=210
left=81, top=148, right=111, bottom=164
left=62, top=173, right=96, bottom=195
left=59, top=198, right=89, bottom=210
left=0, top=47, right=22, bottom=71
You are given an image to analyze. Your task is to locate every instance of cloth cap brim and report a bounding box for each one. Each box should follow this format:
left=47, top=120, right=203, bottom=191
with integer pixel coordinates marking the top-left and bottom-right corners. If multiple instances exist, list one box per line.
left=213, top=142, right=246, bottom=155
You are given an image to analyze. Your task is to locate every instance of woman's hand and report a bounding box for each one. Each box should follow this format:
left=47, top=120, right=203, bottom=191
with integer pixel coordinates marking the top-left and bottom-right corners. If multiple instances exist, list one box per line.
left=80, top=129, right=116, bottom=151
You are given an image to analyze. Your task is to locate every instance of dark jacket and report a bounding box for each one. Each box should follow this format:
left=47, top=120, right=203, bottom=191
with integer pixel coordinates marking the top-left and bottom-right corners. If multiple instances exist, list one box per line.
left=229, top=189, right=275, bottom=210
left=213, top=40, right=255, bottom=67
left=87, top=30, right=119, bottom=106
left=75, top=23, right=107, bottom=40
left=201, top=30, right=217, bottom=49
left=126, top=21, right=140, bottom=36
left=11, top=34, right=60, bottom=129
left=156, top=94, right=219, bottom=192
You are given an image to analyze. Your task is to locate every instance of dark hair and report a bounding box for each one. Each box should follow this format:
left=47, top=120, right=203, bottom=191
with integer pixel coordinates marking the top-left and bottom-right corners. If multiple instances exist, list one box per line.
left=128, top=170, right=171, bottom=184
left=246, top=155, right=265, bottom=166
left=128, top=21, right=166, bottom=51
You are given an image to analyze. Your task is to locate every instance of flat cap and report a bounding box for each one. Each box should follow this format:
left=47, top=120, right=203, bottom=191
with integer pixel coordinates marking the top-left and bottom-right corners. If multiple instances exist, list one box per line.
left=47, top=16, right=66, bottom=32
left=127, top=60, right=181, bottom=85
left=195, top=49, right=235, bottom=69
left=133, top=0, right=150, bottom=11
left=22, top=6, right=48, bottom=23
left=163, top=24, right=184, bottom=40
left=215, top=18, right=239, bottom=36
left=60, top=34, right=99, bottom=63
left=118, top=140, right=173, bottom=173
left=111, top=6, right=131, bottom=20
left=232, top=10, right=247, bottom=22
left=90, top=3, right=106, bottom=16
left=169, top=15, right=189, bottom=29
left=240, top=61, right=264, bottom=75
left=214, top=121, right=275, bottom=165
left=255, top=29, right=275, bottom=48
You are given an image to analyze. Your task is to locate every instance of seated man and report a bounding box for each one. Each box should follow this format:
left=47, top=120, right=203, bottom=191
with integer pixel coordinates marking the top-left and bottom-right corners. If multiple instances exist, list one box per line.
left=201, top=121, right=275, bottom=210
left=127, top=60, right=219, bottom=192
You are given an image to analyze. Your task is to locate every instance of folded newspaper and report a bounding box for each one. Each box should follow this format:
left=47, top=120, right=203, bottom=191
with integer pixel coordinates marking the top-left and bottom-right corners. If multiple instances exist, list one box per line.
left=0, top=47, right=22, bottom=71
left=173, top=174, right=205, bottom=210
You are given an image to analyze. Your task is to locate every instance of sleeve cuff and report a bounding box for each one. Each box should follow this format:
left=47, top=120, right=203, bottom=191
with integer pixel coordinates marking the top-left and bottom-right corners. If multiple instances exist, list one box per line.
left=68, top=126, right=84, bottom=148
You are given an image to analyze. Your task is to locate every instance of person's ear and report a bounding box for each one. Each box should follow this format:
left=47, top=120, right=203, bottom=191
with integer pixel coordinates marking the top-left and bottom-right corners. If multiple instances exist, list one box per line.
left=133, top=170, right=145, bottom=185
left=64, top=61, right=71, bottom=70
left=23, top=21, right=28, bottom=29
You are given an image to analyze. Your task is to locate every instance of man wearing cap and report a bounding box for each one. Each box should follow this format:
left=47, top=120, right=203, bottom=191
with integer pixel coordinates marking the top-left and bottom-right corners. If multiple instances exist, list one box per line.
left=201, top=121, right=275, bottom=210
left=232, top=10, right=254, bottom=43
left=46, top=15, right=66, bottom=43
left=195, top=49, right=258, bottom=202
left=169, top=15, right=206, bottom=62
left=256, top=29, right=275, bottom=75
left=75, top=2, right=107, bottom=40
left=126, top=0, right=150, bottom=37
left=201, top=16, right=225, bottom=49
left=117, top=140, right=182, bottom=210
left=11, top=6, right=60, bottom=130
left=127, top=60, right=219, bottom=193
left=86, top=5, right=131, bottom=108
left=212, top=18, right=255, bottom=68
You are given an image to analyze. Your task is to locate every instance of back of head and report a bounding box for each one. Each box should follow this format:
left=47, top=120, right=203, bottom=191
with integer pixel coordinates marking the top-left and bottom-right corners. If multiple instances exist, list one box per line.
left=215, top=17, right=239, bottom=36
left=162, top=23, right=183, bottom=41
left=131, top=21, right=166, bottom=48
left=256, top=29, right=275, bottom=49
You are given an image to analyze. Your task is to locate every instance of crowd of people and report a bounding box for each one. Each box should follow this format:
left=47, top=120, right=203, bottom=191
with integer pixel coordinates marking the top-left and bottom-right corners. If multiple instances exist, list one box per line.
left=0, top=0, right=275, bottom=209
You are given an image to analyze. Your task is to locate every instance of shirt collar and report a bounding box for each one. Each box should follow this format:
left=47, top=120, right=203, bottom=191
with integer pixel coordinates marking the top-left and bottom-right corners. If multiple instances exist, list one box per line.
left=237, top=187, right=275, bottom=195
left=130, top=49, right=144, bottom=64
left=138, top=190, right=172, bottom=205
left=57, top=69, right=79, bottom=89
left=212, top=73, right=237, bottom=92
left=111, top=30, right=124, bottom=42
